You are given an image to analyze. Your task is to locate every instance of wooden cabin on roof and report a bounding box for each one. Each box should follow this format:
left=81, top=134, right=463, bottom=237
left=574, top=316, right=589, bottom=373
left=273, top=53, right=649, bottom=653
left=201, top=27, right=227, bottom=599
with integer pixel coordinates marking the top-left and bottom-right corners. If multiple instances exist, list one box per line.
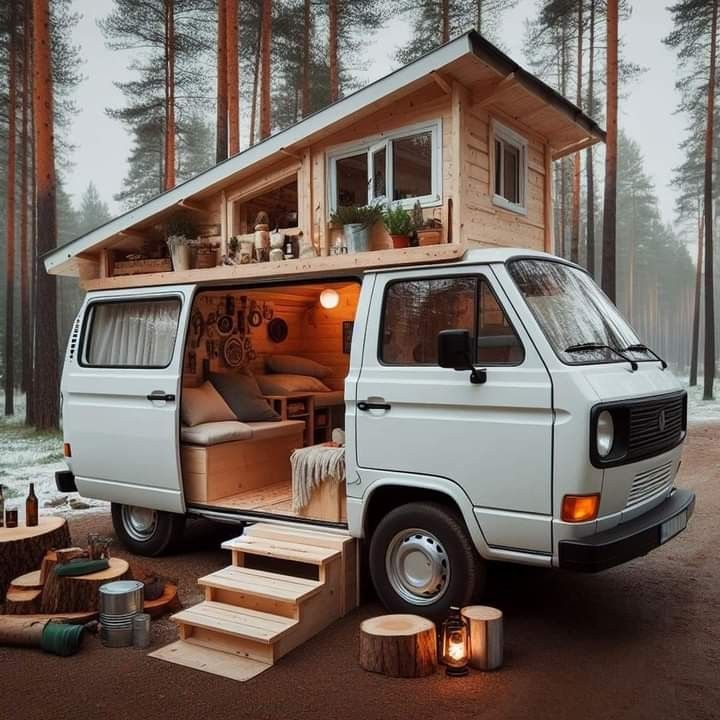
left=43, top=30, right=604, bottom=290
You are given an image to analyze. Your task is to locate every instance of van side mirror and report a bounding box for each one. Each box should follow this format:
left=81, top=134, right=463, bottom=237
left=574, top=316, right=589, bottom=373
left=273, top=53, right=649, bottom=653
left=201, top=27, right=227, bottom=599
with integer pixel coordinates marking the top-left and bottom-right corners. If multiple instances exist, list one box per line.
left=437, top=330, right=487, bottom=385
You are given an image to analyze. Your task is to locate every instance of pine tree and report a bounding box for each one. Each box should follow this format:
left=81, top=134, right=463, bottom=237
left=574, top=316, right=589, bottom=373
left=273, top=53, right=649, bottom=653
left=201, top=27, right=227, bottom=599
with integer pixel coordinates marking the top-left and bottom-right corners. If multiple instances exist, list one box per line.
left=259, top=0, right=272, bottom=139
left=666, top=0, right=720, bottom=399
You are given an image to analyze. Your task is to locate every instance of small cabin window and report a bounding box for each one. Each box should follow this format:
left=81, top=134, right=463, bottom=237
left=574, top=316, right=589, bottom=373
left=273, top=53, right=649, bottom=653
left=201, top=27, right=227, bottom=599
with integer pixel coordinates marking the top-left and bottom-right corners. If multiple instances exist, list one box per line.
left=492, top=121, right=527, bottom=214
left=82, top=297, right=181, bottom=368
left=380, top=276, right=524, bottom=365
left=329, top=120, right=441, bottom=211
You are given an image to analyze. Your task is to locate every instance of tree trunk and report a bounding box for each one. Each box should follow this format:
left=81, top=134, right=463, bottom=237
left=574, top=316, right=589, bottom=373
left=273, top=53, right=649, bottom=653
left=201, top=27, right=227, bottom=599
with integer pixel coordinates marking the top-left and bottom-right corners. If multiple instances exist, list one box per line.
left=690, top=210, right=704, bottom=386
left=163, top=0, right=176, bottom=190
left=31, top=0, right=59, bottom=430
left=5, top=0, right=18, bottom=416
left=476, top=0, right=483, bottom=33
left=20, top=0, right=32, bottom=396
left=216, top=0, right=228, bottom=161
left=329, top=0, right=338, bottom=102
left=571, top=1, right=582, bottom=265
left=601, top=0, right=618, bottom=302
left=301, top=0, right=311, bottom=117
left=441, top=0, right=450, bottom=43
left=259, top=0, right=271, bottom=139
left=226, top=0, right=239, bottom=156
left=703, top=0, right=718, bottom=400
left=585, top=0, right=596, bottom=277
left=249, top=18, right=261, bottom=146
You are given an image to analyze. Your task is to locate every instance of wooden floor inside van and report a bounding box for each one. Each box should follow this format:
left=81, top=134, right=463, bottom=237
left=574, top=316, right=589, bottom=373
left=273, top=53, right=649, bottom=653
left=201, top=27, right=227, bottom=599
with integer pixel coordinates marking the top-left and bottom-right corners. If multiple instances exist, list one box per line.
left=206, top=481, right=296, bottom=516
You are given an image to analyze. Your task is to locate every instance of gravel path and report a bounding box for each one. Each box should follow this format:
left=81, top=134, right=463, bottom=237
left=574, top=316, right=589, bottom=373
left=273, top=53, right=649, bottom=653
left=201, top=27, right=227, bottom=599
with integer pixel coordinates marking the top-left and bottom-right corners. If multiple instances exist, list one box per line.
left=2, top=421, right=719, bottom=720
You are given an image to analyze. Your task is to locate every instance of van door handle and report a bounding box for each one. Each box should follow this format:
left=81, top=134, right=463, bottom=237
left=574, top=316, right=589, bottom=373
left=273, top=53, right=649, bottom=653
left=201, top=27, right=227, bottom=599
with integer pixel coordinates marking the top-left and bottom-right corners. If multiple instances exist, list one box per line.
left=358, top=400, right=391, bottom=412
left=147, top=391, right=176, bottom=402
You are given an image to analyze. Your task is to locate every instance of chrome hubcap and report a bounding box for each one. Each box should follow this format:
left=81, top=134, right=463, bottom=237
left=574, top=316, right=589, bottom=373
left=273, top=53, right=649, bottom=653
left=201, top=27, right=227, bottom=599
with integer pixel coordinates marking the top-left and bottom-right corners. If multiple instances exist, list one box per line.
left=121, top=505, right=158, bottom=542
left=386, top=528, right=450, bottom=606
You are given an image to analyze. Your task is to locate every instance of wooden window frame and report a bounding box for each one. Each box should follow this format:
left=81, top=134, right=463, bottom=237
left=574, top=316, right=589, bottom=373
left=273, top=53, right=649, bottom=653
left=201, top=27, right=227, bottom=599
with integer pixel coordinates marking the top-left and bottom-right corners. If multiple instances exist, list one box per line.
left=327, top=119, right=443, bottom=213
left=491, top=119, right=528, bottom=216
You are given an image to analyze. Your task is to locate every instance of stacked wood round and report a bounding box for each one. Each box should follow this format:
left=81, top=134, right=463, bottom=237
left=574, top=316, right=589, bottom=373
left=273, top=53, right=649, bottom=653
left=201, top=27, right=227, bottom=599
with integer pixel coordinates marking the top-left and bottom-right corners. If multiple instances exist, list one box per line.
left=0, top=517, right=71, bottom=600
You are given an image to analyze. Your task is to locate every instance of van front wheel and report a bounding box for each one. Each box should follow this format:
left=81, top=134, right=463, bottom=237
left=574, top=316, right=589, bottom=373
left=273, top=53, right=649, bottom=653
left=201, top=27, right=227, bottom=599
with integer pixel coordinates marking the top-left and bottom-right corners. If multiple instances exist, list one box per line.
left=111, top=503, right=185, bottom=556
left=369, top=502, right=484, bottom=618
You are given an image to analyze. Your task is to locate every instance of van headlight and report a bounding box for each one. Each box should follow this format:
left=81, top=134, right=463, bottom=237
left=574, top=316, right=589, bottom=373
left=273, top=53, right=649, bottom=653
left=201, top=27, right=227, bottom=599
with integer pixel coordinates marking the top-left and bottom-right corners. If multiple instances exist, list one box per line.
left=596, top=410, right=615, bottom=457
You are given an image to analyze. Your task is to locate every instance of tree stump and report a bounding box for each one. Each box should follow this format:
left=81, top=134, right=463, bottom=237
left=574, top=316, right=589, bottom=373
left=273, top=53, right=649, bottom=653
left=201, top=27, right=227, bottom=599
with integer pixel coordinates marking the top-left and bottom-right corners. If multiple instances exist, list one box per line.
left=358, top=614, right=437, bottom=678
left=40, top=557, right=131, bottom=614
left=0, top=517, right=71, bottom=600
left=461, top=605, right=503, bottom=671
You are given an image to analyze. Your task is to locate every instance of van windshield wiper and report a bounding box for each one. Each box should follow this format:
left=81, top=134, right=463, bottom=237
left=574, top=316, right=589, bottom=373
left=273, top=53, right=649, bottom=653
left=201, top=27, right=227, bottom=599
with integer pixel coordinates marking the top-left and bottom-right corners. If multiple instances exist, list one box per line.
left=563, top=343, right=638, bottom=371
left=620, top=343, right=668, bottom=370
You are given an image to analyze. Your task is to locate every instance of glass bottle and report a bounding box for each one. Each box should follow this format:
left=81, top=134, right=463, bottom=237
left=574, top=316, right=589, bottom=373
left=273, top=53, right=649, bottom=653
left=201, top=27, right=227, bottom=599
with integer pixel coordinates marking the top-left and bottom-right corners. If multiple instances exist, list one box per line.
left=25, top=482, right=39, bottom=527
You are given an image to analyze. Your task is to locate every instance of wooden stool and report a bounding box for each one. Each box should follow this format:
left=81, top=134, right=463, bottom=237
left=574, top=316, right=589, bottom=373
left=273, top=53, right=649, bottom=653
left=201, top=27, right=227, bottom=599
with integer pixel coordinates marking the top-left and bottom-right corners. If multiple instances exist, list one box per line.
left=358, top=614, right=437, bottom=678
left=462, top=605, right=503, bottom=670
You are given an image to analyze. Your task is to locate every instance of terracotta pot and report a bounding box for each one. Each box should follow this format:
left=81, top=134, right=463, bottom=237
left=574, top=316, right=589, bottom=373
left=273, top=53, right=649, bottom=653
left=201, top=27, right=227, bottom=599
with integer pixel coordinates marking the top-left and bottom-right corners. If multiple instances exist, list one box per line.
left=390, top=234, right=410, bottom=249
left=417, top=228, right=442, bottom=246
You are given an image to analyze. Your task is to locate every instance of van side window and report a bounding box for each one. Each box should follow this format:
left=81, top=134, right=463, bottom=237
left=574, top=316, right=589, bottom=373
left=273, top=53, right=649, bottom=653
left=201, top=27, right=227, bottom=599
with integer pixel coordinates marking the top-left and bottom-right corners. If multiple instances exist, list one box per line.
left=83, top=298, right=181, bottom=368
left=381, top=277, right=523, bottom=365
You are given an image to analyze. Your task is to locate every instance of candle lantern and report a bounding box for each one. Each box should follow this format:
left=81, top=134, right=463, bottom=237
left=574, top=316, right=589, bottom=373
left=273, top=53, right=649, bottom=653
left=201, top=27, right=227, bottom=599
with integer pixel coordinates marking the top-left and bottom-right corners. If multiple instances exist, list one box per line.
left=440, top=606, right=469, bottom=676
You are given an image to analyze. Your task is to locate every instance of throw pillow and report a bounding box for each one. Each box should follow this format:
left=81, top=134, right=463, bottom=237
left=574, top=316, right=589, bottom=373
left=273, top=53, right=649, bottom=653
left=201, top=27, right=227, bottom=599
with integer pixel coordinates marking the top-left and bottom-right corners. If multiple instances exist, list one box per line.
left=181, top=381, right=237, bottom=427
left=210, top=371, right=280, bottom=422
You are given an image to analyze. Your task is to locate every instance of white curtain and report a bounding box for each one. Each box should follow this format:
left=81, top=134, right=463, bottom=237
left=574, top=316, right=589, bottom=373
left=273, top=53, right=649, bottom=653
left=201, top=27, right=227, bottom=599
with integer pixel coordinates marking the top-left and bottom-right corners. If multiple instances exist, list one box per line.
left=87, top=299, right=180, bottom=367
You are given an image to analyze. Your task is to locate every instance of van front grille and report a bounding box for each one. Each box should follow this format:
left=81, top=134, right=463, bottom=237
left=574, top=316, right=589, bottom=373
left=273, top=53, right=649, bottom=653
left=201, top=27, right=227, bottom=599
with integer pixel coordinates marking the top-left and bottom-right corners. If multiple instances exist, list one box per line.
left=626, top=460, right=674, bottom=508
left=626, top=393, right=686, bottom=462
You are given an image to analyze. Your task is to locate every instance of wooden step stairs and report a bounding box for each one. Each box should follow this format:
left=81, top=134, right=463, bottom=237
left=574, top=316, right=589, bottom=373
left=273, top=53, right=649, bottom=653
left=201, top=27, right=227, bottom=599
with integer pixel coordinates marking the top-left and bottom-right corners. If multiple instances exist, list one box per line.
left=151, top=523, right=358, bottom=681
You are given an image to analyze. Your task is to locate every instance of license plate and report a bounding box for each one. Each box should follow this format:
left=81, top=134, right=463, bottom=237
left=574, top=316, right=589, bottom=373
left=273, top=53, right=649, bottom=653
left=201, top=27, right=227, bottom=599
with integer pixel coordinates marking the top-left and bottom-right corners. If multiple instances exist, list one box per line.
left=660, top=510, right=687, bottom=544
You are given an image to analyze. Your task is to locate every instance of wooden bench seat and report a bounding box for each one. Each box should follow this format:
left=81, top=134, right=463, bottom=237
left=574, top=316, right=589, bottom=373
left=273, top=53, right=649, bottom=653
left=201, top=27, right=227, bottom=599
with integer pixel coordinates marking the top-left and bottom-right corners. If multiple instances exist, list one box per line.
left=181, top=420, right=305, bottom=505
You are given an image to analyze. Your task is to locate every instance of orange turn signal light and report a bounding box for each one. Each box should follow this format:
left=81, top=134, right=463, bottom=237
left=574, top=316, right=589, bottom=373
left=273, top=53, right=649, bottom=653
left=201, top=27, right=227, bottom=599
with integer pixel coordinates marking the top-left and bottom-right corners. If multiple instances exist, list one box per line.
left=561, top=494, right=600, bottom=523
left=63, top=443, right=72, bottom=458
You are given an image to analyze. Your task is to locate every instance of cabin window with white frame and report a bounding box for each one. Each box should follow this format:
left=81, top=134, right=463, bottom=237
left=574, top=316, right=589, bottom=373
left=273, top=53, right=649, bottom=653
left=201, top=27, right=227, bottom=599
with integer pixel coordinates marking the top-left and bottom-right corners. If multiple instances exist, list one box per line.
left=492, top=122, right=527, bottom=213
left=330, top=121, right=440, bottom=210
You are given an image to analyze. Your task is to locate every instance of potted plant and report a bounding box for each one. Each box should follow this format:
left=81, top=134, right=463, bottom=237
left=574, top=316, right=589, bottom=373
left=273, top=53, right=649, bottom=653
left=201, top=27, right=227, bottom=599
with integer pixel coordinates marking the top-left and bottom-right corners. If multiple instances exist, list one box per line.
left=166, top=214, right=197, bottom=271
left=330, top=203, right=384, bottom=253
left=411, top=200, right=443, bottom=246
left=383, top=204, right=413, bottom=249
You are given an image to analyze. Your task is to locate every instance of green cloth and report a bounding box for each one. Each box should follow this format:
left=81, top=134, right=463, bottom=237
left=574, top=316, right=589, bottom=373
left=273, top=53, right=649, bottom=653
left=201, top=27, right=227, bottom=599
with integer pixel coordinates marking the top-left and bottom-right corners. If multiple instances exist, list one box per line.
left=54, top=558, right=109, bottom=576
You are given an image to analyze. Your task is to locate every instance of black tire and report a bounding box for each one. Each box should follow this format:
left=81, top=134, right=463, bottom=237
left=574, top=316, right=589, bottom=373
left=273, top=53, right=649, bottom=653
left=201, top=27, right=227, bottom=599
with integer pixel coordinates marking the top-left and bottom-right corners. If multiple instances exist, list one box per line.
left=368, top=501, right=484, bottom=618
left=111, top=503, right=186, bottom=556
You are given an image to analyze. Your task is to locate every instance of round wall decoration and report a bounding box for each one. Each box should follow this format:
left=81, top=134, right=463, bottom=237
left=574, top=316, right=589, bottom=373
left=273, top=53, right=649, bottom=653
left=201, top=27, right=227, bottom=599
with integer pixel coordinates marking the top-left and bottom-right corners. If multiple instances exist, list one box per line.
left=248, top=308, right=263, bottom=327
left=222, top=336, right=245, bottom=367
left=216, top=314, right=234, bottom=335
left=267, top=317, right=288, bottom=343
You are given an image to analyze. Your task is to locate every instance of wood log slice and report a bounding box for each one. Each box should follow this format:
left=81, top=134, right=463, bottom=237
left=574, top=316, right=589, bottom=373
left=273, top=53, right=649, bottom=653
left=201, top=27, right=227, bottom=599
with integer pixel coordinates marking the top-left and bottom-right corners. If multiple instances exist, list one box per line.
left=5, top=587, right=43, bottom=614
left=10, top=570, right=42, bottom=588
left=144, top=583, right=181, bottom=619
left=40, top=557, right=131, bottom=614
left=461, top=605, right=503, bottom=671
left=0, top=616, right=47, bottom=648
left=0, top=517, right=71, bottom=600
left=358, top=614, right=437, bottom=678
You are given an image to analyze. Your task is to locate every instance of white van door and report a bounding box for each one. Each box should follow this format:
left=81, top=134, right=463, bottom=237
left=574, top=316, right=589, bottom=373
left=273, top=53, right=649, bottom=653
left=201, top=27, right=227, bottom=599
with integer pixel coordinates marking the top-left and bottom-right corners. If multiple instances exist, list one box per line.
left=62, top=285, right=193, bottom=513
left=353, top=265, right=554, bottom=554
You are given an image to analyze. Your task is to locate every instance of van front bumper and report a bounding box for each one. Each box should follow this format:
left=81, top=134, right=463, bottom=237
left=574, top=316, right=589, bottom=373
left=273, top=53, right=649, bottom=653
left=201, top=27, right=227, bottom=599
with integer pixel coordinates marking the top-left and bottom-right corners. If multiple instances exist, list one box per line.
left=558, top=488, right=695, bottom=572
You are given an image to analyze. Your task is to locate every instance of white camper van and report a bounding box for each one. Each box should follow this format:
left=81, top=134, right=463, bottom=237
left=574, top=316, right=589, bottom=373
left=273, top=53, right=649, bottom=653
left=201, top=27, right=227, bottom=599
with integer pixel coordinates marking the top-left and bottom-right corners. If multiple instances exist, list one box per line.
left=55, top=248, right=693, bottom=615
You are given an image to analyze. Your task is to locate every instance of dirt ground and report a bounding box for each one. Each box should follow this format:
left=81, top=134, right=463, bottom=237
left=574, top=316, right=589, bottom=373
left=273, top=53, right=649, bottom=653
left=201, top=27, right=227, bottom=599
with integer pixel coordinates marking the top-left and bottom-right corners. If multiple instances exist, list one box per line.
left=2, top=422, right=719, bottom=720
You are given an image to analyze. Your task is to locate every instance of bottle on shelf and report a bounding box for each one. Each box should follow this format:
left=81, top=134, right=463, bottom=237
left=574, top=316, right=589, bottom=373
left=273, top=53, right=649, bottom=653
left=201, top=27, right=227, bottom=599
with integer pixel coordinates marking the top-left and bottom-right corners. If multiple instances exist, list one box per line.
left=25, top=482, right=39, bottom=527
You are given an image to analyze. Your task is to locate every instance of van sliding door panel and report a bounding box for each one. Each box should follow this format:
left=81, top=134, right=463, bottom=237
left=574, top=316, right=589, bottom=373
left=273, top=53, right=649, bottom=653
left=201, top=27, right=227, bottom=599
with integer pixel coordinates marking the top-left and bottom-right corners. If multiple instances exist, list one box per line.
left=61, top=286, right=193, bottom=513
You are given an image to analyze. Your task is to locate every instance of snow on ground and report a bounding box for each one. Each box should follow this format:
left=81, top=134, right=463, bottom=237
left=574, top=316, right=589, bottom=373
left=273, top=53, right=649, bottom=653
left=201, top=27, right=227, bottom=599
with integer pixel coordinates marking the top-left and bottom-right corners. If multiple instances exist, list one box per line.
left=681, top=378, right=720, bottom=425
left=0, top=393, right=108, bottom=521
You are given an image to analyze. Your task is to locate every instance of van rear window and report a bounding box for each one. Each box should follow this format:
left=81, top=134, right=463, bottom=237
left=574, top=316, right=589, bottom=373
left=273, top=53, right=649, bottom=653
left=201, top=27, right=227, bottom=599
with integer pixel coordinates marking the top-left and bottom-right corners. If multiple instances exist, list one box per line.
left=83, top=298, right=181, bottom=368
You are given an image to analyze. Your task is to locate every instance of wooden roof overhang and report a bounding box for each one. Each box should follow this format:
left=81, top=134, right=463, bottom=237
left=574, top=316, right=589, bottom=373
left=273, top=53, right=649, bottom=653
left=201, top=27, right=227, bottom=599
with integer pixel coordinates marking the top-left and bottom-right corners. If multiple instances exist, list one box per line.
left=45, top=30, right=605, bottom=279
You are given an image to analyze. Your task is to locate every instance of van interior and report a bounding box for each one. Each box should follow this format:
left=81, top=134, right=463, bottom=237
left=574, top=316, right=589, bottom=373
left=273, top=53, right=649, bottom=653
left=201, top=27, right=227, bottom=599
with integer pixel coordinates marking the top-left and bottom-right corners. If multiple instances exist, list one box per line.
left=179, top=280, right=360, bottom=525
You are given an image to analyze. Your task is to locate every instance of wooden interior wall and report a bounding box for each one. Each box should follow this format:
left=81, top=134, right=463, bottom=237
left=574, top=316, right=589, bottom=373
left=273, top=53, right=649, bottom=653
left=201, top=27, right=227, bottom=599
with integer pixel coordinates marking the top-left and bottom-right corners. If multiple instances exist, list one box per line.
left=183, top=283, right=360, bottom=391
left=300, top=284, right=361, bottom=391
left=460, top=101, right=546, bottom=251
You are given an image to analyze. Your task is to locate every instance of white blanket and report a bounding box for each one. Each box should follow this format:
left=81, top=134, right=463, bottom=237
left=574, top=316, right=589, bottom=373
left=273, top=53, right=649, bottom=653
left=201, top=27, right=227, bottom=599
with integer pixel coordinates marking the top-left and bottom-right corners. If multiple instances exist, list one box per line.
left=291, top=445, right=346, bottom=511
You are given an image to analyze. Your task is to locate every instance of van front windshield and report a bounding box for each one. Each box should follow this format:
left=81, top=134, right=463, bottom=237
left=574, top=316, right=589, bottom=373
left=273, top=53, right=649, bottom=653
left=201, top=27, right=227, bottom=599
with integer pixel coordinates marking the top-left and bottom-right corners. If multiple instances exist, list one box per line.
left=508, top=259, right=653, bottom=365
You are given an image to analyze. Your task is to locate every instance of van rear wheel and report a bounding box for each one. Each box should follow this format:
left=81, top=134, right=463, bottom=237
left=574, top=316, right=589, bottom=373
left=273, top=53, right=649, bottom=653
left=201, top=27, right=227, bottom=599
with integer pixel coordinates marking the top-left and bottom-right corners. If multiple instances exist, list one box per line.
left=369, top=502, right=484, bottom=618
left=111, top=503, right=185, bottom=556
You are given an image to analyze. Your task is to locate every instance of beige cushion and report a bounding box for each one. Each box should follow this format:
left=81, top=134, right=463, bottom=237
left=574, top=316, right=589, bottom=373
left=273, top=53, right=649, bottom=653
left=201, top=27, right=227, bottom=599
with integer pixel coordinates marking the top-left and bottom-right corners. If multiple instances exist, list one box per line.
left=256, top=373, right=331, bottom=396
left=247, top=420, right=306, bottom=440
left=314, top=390, right=345, bottom=407
left=181, top=381, right=236, bottom=427
left=266, top=354, right=332, bottom=379
left=181, top=421, right=253, bottom=446
left=210, top=371, right=280, bottom=422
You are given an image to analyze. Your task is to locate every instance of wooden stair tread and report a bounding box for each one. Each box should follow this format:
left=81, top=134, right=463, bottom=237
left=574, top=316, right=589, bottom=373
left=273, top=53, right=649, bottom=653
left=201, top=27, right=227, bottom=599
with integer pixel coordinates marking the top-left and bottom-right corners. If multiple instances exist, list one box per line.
left=198, top=566, right=323, bottom=603
left=246, top=523, right=354, bottom=551
left=172, top=600, right=297, bottom=643
left=222, top=535, right=341, bottom=565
